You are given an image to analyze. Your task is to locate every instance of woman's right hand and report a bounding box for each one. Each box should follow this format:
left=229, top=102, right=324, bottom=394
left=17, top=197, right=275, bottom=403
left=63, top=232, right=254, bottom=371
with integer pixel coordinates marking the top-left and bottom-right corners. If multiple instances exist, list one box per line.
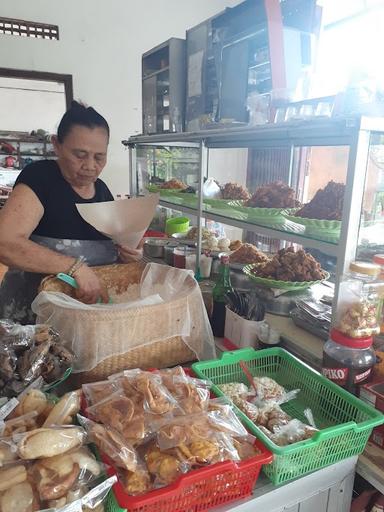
left=73, top=265, right=109, bottom=304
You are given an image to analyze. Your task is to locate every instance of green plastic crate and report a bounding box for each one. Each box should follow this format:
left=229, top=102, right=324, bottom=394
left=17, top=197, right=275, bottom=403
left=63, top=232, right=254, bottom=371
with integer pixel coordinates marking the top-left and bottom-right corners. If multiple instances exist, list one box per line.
left=192, top=347, right=384, bottom=485
left=106, top=489, right=124, bottom=512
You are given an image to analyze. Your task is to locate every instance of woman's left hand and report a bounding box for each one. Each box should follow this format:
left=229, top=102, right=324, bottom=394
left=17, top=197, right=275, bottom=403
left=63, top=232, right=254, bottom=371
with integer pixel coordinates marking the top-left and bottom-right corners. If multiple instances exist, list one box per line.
left=117, top=245, right=143, bottom=263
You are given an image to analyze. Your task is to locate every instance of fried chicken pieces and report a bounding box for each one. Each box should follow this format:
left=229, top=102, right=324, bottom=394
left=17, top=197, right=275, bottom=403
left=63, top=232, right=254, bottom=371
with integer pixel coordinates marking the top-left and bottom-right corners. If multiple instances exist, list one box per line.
left=229, top=243, right=269, bottom=265
left=251, top=247, right=325, bottom=282
left=159, top=179, right=187, bottom=190
left=246, top=181, right=299, bottom=208
left=221, top=183, right=250, bottom=201
left=295, top=181, right=345, bottom=221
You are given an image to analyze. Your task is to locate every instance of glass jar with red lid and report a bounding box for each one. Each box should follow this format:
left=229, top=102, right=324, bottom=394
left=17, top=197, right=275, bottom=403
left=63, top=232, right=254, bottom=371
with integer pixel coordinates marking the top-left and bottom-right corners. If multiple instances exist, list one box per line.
left=322, top=328, right=376, bottom=394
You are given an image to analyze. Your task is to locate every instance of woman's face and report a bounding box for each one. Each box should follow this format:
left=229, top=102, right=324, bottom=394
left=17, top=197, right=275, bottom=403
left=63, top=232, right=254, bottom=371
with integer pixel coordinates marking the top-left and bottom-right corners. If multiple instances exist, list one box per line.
left=52, top=125, right=109, bottom=188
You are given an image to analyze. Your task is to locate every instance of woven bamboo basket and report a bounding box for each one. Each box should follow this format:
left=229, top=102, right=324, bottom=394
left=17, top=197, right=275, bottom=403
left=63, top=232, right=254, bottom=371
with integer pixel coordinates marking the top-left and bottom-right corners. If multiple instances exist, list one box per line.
left=39, top=263, right=197, bottom=384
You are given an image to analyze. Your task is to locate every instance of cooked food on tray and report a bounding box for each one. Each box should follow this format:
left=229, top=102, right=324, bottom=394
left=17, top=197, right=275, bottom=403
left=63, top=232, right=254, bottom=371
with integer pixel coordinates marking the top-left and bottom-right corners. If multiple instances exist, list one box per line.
left=159, top=179, right=187, bottom=190
left=229, top=244, right=269, bottom=265
left=295, top=181, right=345, bottom=221
left=186, top=227, right=214, bottom=241
left=246, top=181, right=299, bottom=209
left=250, top=247, right=326, bottom=282
left=229, top=240, right=242, bottom=252
left=221, top=183, right=250, bottom=201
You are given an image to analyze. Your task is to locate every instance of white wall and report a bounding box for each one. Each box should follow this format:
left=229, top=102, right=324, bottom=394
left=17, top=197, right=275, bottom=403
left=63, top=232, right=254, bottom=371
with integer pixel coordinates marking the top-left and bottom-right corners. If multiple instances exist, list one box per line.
left=0, top=0, right=240, bottom=195
left=0, top=77, right=66, bottom=133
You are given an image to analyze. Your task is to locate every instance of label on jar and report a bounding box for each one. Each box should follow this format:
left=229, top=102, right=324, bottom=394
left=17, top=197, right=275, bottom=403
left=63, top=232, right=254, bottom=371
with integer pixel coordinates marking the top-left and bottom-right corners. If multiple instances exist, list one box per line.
left=322, top=367, right=348, bottom=385
left=354, top=368, right=372, bottom=383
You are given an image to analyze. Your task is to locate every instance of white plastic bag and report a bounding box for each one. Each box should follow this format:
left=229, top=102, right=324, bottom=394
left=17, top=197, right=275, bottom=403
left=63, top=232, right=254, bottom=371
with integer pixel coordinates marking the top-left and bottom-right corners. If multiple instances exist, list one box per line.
left=203, top=178, right=221, bottom=199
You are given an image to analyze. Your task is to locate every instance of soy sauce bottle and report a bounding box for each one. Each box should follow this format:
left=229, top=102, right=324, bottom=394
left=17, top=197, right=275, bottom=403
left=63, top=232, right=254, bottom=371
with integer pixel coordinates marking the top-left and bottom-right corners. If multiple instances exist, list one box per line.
left=210, top=255, right=233, bottom=337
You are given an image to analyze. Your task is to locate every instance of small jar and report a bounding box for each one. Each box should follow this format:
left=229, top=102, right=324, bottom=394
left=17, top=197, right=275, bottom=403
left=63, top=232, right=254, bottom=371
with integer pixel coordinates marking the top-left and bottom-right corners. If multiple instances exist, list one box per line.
left=173, top=247, right=195, bottom=269
left=336, top=261, right=381, bottom=338
left=322, top=329, right=376, bottom=394
left=373, top=254, right=384, bottom=334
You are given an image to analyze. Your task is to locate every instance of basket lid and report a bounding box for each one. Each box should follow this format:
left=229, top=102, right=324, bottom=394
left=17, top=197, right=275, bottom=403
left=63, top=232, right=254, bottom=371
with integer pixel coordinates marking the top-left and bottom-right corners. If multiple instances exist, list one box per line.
left=330, top=328, right=372, bottom=349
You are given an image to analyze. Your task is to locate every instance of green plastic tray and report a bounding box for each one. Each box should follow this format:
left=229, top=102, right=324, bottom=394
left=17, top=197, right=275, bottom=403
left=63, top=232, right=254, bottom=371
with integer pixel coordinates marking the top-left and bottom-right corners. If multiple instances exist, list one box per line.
left=284, top=214, right=341, bottom=235
left=192, top=348, right=384, bottom=485
left=243, top=264, right=330, bottom=291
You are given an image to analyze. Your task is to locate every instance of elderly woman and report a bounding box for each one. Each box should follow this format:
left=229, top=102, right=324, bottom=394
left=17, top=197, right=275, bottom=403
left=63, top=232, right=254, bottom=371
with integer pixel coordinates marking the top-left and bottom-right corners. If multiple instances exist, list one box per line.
left=0, top=101, right=141, bottom=323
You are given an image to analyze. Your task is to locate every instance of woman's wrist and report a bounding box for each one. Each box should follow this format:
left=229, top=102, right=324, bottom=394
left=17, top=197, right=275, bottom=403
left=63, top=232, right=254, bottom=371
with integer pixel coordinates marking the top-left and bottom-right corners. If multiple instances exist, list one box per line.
left=66, top=256, right=86, bottom=276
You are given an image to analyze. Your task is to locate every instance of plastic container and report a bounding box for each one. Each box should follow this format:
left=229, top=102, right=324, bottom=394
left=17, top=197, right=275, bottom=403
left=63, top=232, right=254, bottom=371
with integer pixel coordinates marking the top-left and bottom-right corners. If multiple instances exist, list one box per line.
left=373, top=254, right=384, bottom=333
left=192, top=347, right=384, bottom=485
left=173, top=247, right=195, bottom=269
left=164, top=242, right=178, bottom=266
left=336, top=261, right=381, bottom=338
left=322, top=328, right=376, bottom=394
left=165, top=217, right=189, bottom=235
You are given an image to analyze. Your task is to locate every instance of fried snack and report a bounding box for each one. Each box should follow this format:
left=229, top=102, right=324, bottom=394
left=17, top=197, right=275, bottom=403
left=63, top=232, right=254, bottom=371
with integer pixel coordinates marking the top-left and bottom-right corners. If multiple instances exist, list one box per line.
left=134, top=373, right=174, bottom=415
left=221, top=183, right=250, bottom=201
left=43, top=390, right=81, bottom=427
left=121, top=467, right=152, bottom=495
left=159, top=179, right=187, bottom=190
left=295, top=181, right=345, bottom=220
left=82, top=380, right=119, bottom=406
left=0, top=464, right=27, bottom=492
left=10, top=390, right=48, bottom=419
left=233, top=439, right=258, bottom=460
left=18, top=426, right=85, bottom=459
left=252, top=247, right=325, bottom=282
left=0, top=481, right=39, bottom=512
left=252, top=377, right=285, bottom=402
left=186, top=226, right=214, bottom=241
left=0, top=438, right=18, bottom=466
left=187, top=439, right=220, bottom=464
left=229, top=240, right=242, bottom=251
left=246, top=181, right=299, bottom=208
left=3, top=411, right=39, bottom=436
left=229, top=243, right=269, bottom=265
left=90, top=423, right=137, bottom=472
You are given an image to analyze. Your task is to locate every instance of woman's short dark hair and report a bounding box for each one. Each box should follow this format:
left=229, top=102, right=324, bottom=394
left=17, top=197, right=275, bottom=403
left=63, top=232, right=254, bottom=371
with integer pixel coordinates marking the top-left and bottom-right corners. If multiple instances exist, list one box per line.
left=57, top=100, right=110, bottom=143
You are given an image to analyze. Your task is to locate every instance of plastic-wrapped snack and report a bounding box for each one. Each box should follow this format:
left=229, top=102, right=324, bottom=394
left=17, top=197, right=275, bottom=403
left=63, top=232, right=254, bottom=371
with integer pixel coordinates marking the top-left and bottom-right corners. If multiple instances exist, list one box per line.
left=0, top=437, right=18, bottom=466
left=78, top=415, right=137, bottom=472
left=0, top=347, right=16, bottom=382
left=1, top=468, right=33, bottom=512
left=256, top=403, right=291, bottom=432
left=252, top=377, right=285, bottom=402
left=82, top=380, right=121, bottom=406
left=232, top=397, right=260, bottom=423
left=9, top=390, right=48, bottom=419
left=172, top=377, right=211, bottom=415
left=17, top=339, right=52, bottom=384
left=233, top=436, right=259, bottom=460
left=207, top=401, right=248, bottom=439
left=155, top=413, right=212, bottom=451
left=145, top=443, right=186, bottom=486
left=86, top=392, right=146, bottom=445
left=17, top=425, right=86, bottom=459
left=120, top=463, right=152, bottom=495
left=3, top=411, right=39, bottom=436
left=218, top=382, right=248, bottom=401
left=0, top=321, right=35, bottom=352
left=269, top=419, right=318, bottom=446
left=133, top=371, right=178, bottom=415
left=81, top=476, right=117, bottom=511
left=32, top=446, right=102, bottom=502
left=43, top=390, right=81, bottom=427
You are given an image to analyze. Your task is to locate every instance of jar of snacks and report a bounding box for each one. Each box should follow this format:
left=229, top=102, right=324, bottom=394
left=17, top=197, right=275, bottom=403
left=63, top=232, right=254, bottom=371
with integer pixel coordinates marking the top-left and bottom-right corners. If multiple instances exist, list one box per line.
left=373, top=254, right=384, bottom=334
left=336, top=261, right=381, bottom=338
left=322, top=328, right=375, bottom=394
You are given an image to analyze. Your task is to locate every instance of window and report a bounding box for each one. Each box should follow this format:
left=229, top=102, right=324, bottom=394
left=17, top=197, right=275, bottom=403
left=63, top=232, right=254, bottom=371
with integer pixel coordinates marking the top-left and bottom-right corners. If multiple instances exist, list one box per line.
left=0, top=17, right=59, bottom=40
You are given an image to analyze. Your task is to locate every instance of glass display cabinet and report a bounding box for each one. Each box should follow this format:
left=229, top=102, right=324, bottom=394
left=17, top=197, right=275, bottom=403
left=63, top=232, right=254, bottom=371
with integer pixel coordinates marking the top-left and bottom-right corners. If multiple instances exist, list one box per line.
left=126, top=115, right=384, bottom=317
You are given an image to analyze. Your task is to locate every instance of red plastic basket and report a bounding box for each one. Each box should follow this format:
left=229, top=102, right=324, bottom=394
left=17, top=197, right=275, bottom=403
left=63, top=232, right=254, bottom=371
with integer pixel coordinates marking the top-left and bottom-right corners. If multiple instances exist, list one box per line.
left=104, top=439, right=272, bottom=512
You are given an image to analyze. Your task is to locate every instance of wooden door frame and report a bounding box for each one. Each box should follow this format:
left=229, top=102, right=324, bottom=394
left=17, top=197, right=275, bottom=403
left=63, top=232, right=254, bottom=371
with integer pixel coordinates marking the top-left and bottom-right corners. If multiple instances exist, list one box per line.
left=0, top=68, right=73, bottom=108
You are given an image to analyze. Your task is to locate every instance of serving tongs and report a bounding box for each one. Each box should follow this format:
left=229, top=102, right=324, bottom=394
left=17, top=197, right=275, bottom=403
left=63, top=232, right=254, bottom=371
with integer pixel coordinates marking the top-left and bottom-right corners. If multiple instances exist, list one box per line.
left=56, top=273, right=112, bottom=304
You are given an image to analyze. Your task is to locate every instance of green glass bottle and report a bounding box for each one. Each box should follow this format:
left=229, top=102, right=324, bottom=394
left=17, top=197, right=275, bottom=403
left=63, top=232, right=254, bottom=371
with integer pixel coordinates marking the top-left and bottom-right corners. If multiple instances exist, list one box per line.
left=210, top=255, right=233, bottom=337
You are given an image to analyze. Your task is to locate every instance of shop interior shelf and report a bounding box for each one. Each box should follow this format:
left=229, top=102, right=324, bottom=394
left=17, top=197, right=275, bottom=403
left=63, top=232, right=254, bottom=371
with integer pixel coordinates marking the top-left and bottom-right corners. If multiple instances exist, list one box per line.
left=158, top=198, right=339, bottom=257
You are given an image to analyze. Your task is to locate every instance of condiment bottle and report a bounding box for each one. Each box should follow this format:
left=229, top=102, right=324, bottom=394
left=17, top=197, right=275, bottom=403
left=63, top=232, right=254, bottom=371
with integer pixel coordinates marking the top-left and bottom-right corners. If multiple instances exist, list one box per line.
left=210, top=255, right=233, bottom=337
left=335, top=261, right=381, bottom=338
left=322, top=328, right=376, bottom=395
left=373, top=254, right=384, bottom=334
